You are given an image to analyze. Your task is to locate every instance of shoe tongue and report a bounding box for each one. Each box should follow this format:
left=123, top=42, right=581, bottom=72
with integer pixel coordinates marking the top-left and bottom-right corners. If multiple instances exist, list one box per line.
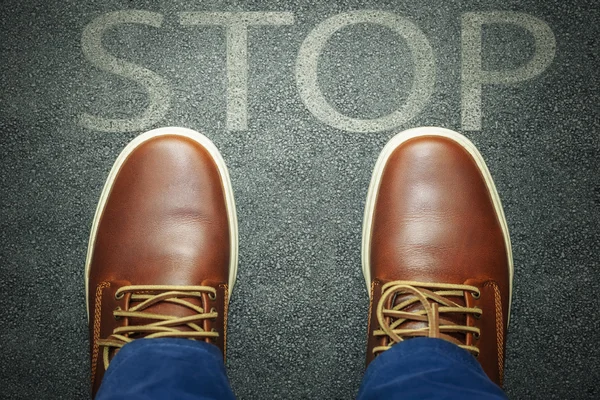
left=386, top=283, right=468, bottom=343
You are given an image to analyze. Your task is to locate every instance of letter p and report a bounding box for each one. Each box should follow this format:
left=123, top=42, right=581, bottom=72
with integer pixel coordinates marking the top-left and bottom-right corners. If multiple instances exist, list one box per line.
left=461, top=12, right=556, bottom=130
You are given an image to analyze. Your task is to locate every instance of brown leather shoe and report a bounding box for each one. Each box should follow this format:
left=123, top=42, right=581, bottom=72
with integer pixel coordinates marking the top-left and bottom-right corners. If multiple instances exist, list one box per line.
left=362, top=127, right=513, bottom=386
left=85, top=127, right=238, bottom=396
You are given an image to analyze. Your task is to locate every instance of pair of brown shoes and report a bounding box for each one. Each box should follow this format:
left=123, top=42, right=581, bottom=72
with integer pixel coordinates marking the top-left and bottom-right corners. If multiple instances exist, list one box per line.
left=86, top=127, right=512, bottom=396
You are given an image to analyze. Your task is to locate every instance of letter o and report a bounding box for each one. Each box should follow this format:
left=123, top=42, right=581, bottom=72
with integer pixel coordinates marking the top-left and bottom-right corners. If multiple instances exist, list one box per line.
left=296, top=11, right=435, bottom=133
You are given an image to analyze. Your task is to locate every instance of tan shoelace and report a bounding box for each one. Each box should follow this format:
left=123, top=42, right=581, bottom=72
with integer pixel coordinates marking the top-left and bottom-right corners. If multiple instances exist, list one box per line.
left=373, top=280, right=482, bottom=357
left=97, top=285, right=219, bottom=370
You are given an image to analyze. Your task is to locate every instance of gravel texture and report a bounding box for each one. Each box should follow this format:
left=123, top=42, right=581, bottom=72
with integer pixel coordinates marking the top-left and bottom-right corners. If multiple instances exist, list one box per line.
left=0, top=0, right=598, bottom=398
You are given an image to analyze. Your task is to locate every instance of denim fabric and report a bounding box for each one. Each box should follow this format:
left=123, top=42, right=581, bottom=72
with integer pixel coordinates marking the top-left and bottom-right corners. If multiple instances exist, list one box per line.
left=357, top=337, right=508, bottom=399
left=96, top=338, right=235, bottom=400
left=96, top=337, right=507, bottom=399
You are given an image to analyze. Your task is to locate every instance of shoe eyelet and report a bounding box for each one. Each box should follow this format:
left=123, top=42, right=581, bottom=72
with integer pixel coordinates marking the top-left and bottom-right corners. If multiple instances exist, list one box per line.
left=473, top=332, right=480, bottom=340
left=115, top=291, right=124, bottom=300
left=210, top=307, right=217, bottom=319
left=474, top=312, right=481, bottom=320
left=114, top=306, right=122, bottom=320
left=471, top=291, right=480, bottom=299
left=208, top=292, right=217, bottom=301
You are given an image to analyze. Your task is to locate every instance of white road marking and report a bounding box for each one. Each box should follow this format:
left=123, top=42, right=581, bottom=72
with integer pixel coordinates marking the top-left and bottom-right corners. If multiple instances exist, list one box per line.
left=79, top=11, right=171, bottom=133
left=179, top=12, right=294, bottom=131
left=295, top=10, right=435, bottom=133
left=461, top=12, right=556, bottom=131
left=78, top=10, right=557, bottom=133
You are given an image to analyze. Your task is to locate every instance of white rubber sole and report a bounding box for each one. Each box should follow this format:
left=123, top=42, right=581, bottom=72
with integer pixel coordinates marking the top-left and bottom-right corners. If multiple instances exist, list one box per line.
left=84, top=127, right=239, bottom=320
left=361, top=127, right=513, bottom=321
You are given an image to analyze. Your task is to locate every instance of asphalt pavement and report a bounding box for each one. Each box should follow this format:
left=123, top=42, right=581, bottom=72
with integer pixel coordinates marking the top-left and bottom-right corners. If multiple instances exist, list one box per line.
left=1, top=0, right=598, bottom=398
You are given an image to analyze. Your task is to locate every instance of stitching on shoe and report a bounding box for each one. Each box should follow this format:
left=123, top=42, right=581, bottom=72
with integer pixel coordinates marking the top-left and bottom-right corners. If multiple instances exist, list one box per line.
left=366, top=280, right=377, bottom=350
left=485, top=280, right=504, bottom=385
left=91, top=281, right=111, bottom=386
left=220, top=283, right=229, bottom=359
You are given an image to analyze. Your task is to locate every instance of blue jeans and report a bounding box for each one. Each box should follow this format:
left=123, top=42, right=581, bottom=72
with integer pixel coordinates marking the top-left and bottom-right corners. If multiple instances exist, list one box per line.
left=96, top=337, right=507, bottom=399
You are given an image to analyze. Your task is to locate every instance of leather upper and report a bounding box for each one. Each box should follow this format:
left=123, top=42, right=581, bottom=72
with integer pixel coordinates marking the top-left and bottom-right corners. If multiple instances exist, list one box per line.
left=87, top=134, right=231, bottom=395
left=365, top=134, right=511, bottom=386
